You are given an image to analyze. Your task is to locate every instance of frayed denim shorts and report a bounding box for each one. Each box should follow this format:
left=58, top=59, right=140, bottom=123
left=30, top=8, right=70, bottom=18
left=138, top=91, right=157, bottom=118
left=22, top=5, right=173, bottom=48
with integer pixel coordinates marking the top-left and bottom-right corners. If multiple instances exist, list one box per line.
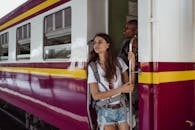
left=97, top=106, right=130, bottom=125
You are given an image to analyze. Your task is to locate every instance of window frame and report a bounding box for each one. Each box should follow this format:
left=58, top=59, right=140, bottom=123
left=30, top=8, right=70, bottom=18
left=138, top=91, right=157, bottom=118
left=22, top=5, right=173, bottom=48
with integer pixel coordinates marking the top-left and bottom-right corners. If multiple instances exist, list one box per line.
left=16, top=23, right=31, bottom=60
left=0, top=32, right=9, bottom=61
left=43, top=7, right=71, bottom=61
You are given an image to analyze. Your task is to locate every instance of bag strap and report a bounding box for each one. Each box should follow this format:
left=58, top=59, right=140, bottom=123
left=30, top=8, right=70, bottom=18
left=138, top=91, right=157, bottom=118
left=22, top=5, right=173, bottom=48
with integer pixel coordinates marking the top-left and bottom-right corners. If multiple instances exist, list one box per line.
left=89, top=61, right=109, bottom=91
left=95, top=94, right=127, bottom=107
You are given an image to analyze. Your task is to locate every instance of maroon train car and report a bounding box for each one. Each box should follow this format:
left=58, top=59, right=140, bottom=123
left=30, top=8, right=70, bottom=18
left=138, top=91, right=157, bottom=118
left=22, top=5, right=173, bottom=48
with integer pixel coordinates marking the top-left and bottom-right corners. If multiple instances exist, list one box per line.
left=0, top=0, right=195, bottom=130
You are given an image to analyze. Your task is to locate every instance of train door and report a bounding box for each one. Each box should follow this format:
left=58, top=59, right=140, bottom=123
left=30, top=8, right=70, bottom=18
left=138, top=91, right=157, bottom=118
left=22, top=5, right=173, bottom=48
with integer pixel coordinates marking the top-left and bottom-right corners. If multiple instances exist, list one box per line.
left=139, top=0, right=195, bottom=130
left=109, top=0, right=139, bottom=129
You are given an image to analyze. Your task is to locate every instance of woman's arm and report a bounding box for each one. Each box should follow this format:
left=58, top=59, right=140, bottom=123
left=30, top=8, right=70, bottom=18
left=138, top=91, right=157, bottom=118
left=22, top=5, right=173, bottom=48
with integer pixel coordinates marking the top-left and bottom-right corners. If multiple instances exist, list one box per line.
left=90, top=82, right=134, bottom=100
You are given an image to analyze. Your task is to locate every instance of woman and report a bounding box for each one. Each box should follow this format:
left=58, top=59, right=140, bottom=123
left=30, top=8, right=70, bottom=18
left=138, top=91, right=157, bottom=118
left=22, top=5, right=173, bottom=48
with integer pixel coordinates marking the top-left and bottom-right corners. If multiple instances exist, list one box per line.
left=87, top=33, right=135, bottom=130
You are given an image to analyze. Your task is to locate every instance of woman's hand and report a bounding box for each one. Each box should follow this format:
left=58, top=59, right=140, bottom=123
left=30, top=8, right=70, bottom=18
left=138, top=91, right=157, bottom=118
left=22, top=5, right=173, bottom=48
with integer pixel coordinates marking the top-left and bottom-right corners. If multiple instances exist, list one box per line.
left=121, top=82, right=134, bottom=93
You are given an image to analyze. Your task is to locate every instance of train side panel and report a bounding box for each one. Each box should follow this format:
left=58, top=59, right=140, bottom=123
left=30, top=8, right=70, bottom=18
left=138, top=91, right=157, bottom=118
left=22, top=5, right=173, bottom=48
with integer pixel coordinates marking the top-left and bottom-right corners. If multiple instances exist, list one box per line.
left=139, top=0, right=195, bottom=130
left=0, top=63, right=88, bottom=129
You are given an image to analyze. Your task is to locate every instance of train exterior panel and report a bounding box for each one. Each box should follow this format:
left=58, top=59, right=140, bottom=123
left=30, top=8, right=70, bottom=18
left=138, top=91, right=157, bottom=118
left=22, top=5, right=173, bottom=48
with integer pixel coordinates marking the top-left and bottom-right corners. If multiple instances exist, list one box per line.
left=0, top=0, right=195, bottom=130
left=139, top=0, right=195, bottom=130
left=0, top=62, right=88, bottom=129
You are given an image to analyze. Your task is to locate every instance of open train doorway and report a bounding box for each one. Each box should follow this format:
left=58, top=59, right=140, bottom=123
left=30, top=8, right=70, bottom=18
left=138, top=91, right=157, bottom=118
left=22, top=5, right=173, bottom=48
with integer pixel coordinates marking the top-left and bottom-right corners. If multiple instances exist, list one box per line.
left=109, top=0, right=137, bottom=54
left=87, top=0, right=139, bottom=130
left=109, top=1, right=139, bottom=130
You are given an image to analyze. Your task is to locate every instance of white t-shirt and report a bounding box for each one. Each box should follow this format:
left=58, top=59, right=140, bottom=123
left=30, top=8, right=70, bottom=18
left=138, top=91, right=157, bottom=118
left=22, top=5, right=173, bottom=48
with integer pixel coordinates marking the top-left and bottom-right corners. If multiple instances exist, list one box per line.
left=87, top=57, right=128, bottom=104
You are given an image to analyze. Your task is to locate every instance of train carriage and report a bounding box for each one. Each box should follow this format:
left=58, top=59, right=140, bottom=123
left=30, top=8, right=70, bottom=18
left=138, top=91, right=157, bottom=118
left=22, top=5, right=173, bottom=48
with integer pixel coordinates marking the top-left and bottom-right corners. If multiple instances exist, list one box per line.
left=0, top=0, right=195, bottom=130
left=139, top=0, right=195, bottom=130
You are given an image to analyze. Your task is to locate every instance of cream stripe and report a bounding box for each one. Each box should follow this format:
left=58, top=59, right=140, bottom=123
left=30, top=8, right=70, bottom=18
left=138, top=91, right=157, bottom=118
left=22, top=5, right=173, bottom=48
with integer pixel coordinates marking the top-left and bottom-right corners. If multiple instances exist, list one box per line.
left=139, top=70, right=195, bottom=84
left=0, top=87, right=88, bottom=123
left=0, top=0, right=60, bottom=31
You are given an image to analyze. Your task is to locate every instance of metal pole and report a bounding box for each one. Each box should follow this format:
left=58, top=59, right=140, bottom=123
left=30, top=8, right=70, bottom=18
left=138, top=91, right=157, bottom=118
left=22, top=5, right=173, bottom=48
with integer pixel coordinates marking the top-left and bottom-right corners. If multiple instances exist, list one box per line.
left=129, top=35, right=136, bottom=130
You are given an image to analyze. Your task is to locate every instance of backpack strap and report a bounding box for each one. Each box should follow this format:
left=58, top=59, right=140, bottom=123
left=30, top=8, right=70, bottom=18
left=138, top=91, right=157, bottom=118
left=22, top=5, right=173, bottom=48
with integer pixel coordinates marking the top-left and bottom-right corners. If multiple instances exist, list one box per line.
left=89, top=61, right=109, bottom=91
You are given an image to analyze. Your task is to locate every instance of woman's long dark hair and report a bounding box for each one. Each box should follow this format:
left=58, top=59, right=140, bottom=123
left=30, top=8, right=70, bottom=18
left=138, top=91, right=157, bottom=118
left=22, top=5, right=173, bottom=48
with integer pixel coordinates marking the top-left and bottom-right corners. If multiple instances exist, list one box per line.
left=88, top=33, right=117, bottom=82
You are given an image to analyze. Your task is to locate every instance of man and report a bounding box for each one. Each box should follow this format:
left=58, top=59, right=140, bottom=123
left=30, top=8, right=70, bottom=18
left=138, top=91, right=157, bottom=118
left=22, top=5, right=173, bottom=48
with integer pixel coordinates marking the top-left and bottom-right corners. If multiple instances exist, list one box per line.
left=118, top=19, right=138, bottom=130
left=119, top=19, right=138, bottom=67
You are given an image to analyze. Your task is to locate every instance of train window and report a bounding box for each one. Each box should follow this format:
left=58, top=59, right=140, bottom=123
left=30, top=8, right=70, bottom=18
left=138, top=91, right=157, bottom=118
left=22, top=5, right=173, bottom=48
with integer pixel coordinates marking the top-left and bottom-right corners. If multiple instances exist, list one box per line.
left=0, top=32, right=8, bottom=61
left=16, top=23, right=31, bottom=60
left=64, top=7, right=71, bottom=27
left=44, top=7, right=71, bottom=60
left=45, top=14, right=53, bottom=33
left=55, top=11, right=63, bottom=29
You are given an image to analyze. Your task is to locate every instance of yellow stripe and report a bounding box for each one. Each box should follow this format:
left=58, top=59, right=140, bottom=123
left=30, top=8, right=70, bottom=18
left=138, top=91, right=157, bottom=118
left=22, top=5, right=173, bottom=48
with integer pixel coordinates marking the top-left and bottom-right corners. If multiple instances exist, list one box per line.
left=0, top=67, right=87, bottom=79
left=139, top=70, right=195, bottom=84
left=0, top=0, right=60, bottom=31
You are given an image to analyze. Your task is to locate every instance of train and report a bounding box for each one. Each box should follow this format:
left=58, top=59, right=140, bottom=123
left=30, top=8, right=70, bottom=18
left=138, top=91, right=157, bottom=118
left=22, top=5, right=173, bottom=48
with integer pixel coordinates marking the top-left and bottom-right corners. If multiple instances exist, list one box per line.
left=0, top=0, right=194, bottom=130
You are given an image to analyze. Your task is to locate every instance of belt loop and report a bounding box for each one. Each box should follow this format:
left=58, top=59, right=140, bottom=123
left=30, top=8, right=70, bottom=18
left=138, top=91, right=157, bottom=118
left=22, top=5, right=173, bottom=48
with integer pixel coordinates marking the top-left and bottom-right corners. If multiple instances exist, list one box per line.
left=108, top=98, right=112, bottom=103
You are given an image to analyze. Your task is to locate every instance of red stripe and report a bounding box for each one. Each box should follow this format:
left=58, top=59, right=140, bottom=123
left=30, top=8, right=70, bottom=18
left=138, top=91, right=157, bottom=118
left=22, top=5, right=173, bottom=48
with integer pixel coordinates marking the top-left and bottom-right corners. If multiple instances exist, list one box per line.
left=140, top=62, right=195, bottom=72
left=0, top=62, right=88, bottom=69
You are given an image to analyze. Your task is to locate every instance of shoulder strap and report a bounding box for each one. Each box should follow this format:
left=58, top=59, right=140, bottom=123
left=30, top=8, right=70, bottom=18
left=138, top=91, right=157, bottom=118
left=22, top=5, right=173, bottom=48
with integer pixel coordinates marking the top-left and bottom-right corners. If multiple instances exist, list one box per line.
left=89, top=62, right=100, bottom=82
left=89, top=61, right=109, bottom=91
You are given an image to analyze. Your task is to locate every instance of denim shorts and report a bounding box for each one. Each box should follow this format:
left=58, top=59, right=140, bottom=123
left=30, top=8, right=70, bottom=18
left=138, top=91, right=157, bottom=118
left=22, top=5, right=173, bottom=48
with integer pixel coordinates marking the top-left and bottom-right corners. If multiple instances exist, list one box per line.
left=97, top=106, right=129, bottom=125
